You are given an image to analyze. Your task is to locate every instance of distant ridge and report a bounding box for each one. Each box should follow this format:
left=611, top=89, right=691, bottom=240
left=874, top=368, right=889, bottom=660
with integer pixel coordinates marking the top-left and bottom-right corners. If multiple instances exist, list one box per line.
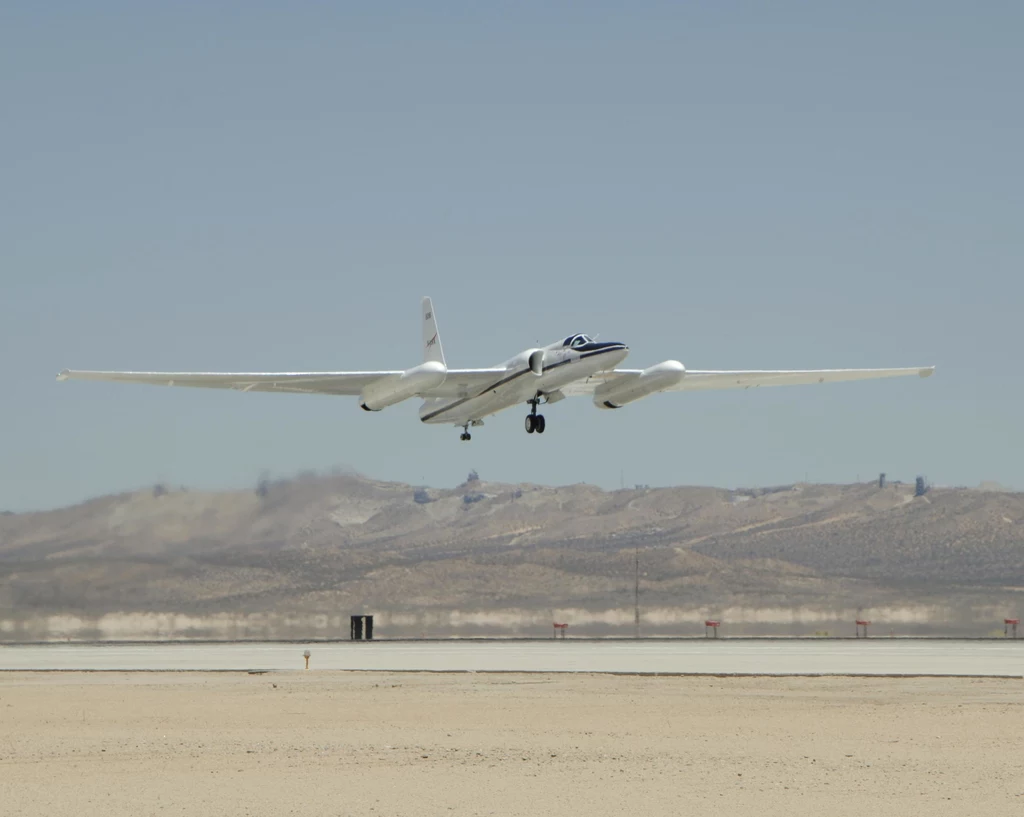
left=1, top=473, right=1021, bottom=638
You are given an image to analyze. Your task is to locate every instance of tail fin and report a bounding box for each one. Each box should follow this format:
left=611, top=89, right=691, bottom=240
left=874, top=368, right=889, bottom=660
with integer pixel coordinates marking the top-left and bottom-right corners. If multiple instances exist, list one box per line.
left=422, top=296, right=446, bottom=367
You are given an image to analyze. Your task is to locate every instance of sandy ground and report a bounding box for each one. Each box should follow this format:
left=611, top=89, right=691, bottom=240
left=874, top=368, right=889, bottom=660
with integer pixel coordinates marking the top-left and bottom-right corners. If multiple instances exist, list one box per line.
left=1, top=672, right=1022, bottom=816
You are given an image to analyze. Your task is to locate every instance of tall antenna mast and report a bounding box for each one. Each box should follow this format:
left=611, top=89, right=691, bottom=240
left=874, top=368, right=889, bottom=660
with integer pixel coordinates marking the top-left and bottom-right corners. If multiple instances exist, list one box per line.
left=634, top=547, right=640, bottom=639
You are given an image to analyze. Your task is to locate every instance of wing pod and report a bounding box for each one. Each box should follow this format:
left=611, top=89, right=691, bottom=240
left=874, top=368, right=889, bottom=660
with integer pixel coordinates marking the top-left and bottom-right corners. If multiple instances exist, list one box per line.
left=359, top=361, right=447, bottom=411
left=593, top=360, right=685, bottom=409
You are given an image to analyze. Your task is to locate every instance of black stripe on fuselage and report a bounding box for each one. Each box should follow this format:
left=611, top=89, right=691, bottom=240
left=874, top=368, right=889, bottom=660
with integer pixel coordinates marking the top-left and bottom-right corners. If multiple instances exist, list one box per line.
left=420, top=344, right=626, bottom=423
left=575, top=342, right=627, bottom=355
left=579, top=343, right=627, bottom=359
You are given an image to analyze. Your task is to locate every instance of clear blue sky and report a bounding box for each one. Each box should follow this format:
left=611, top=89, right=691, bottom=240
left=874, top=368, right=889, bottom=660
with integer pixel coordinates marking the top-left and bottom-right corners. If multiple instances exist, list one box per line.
left=3, top=2, right=1021, bottom=511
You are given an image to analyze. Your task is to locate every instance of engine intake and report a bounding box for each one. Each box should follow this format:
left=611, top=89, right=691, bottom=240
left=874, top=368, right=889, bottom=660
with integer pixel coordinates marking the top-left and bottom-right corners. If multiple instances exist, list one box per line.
left=528, top=349, right=545, bottom=376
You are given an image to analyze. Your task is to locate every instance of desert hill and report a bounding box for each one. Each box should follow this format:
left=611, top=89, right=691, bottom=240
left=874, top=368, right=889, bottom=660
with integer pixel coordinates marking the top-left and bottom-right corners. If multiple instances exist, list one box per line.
left=1, top=473, right=1021, bottom=639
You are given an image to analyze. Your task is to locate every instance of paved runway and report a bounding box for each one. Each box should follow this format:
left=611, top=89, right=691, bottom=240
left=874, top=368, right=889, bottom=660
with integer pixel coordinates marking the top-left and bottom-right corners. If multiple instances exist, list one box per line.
left=1, top=640, right=1022, bottom=675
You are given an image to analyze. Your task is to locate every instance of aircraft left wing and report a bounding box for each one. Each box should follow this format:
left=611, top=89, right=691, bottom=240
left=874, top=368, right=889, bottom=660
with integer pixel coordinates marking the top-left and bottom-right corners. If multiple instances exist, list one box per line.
left=669, top=366, right=935, bottom=392
left=55, top=369, right=402, bottom=395
left=562, top=365, right=935, bottom=400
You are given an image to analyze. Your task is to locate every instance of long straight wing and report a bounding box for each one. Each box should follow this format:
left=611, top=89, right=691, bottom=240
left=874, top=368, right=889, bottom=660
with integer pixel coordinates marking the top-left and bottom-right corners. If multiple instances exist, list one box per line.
left=56, top=367, right=509, bottom=397
left=563, top=366, right=934, bottom=396
left=672, top=366, right=935, bottom=392
left=56, top=369, right=400, bottom=395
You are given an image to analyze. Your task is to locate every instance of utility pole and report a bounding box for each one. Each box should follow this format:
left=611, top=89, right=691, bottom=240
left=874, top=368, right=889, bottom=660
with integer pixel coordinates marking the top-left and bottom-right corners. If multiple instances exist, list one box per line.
left=634, top=547, right=640, bottom=639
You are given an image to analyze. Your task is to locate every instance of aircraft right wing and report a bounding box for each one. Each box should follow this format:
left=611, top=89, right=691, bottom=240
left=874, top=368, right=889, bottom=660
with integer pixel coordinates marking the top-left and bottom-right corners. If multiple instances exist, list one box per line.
left=56, top=367, right=514, bottom=398
left=56, top=369, right=402, bottom=395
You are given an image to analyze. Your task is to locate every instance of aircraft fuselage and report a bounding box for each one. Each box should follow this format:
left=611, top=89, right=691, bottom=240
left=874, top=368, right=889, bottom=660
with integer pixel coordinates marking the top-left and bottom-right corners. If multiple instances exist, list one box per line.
left=418, top=337, right=629, bottom=426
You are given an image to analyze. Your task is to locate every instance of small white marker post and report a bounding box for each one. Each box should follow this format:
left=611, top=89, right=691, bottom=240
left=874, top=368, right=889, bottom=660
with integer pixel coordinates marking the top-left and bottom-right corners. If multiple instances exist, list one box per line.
left=303, top=649, right=311, bottom=670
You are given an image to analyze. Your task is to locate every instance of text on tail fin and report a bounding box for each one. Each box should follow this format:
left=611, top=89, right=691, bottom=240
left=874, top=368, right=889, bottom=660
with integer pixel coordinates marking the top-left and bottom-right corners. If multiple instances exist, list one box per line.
left=421, top=296, right=446, bottom=367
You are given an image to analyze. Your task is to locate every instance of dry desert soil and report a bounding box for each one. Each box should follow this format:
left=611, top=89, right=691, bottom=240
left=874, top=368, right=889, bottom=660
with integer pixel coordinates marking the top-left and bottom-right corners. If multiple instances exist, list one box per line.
left=1, top=671, right=1022, bottom=816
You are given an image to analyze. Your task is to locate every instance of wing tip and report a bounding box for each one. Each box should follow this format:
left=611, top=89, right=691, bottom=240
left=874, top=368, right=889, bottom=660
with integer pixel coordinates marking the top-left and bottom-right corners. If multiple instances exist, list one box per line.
left=56, top=369, right=70, bottom=382
left=919, top=367, right=936, bottom=378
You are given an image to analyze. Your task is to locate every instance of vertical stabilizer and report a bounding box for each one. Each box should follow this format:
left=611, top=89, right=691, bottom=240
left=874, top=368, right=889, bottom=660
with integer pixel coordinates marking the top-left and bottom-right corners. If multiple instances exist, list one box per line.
left=422, top=296, right=446, bottom=367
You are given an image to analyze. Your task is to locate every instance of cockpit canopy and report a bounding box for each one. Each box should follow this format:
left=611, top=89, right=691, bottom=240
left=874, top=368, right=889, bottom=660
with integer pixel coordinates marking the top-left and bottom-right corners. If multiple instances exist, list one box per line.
left=563, top=333, right=594, bottom=349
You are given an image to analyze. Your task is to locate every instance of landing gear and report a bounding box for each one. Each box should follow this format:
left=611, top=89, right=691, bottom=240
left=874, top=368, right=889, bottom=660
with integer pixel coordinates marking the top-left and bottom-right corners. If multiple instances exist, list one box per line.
left=456, top=420, right=484, bottom=441
left=524, top=414, right=546, bottom=434
left=525, top=395, right=546, bottom=435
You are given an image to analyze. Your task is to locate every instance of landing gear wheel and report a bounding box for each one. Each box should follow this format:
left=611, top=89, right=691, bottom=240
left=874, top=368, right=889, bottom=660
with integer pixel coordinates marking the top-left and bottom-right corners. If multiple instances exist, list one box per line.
left=526, top=394, right=547, bottom=435
left=459, top=432, right=472, bottom=441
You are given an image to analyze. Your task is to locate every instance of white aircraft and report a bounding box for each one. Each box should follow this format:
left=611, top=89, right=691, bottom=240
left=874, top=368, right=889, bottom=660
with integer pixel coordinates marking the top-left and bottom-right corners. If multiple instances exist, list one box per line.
left=58, top=297, right=934, bottom=441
